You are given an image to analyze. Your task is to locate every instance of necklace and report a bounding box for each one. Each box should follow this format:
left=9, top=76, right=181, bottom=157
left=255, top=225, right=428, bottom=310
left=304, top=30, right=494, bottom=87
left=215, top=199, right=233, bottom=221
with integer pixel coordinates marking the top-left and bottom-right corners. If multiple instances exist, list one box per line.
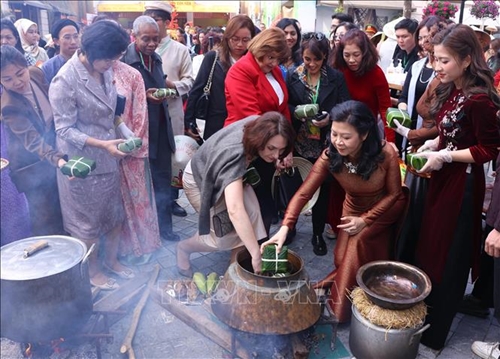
left=138, top=51, right=151, bottom=72
left=419, top=65, right=433, bottom=84
left=344, top=161, right=358, bottom=174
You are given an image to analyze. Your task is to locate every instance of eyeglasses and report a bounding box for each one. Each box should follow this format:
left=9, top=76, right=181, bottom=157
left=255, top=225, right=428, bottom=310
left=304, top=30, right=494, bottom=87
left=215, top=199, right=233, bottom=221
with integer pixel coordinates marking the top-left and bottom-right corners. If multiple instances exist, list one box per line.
left=229, top=36, right=251, bottom=45
left=334, top=34, right=345, bottom=41
left=302, top=32, right=325, bottom=41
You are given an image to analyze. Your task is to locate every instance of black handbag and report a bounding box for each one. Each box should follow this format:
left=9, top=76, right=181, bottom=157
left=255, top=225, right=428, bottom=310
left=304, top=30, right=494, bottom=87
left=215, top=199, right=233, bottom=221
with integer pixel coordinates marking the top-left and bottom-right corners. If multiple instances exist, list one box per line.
left=195, top=51, right=218, bottom=120
left=212, top=209, right=234, bottom=238
left=274, top=167, right=303, bottom=212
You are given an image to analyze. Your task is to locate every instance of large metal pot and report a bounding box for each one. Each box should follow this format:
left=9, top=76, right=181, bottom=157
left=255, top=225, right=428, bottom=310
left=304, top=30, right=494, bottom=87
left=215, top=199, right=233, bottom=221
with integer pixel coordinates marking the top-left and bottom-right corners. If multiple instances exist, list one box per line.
left=1, top=236, right=93, bottom=342
left=211, top=249, right=321, bottom=335
left=349, top=305, right=430, bottom=359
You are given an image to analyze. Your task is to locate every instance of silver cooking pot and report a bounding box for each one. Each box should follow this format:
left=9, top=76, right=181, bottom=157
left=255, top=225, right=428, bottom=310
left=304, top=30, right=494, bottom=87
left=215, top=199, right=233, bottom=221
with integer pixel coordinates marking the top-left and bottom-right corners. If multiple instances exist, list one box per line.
left=0, top=236, right=93, bottom=342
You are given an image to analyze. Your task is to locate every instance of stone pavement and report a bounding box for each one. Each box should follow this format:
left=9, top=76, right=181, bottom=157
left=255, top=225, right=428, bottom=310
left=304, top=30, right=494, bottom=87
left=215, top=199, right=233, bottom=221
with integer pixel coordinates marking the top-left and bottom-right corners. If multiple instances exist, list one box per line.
left=1, top=191, right=499, bottom=358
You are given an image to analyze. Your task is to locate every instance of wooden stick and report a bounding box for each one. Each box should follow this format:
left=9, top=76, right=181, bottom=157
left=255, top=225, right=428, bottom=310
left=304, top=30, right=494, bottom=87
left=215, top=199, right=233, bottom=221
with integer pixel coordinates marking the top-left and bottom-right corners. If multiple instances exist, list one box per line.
left=120, top=265, right=160, bottom=358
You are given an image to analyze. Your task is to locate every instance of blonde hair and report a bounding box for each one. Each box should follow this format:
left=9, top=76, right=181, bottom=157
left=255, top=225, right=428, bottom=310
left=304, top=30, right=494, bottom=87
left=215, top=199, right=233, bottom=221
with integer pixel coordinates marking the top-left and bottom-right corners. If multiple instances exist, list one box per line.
left=247, top=27, right=290, bottom=62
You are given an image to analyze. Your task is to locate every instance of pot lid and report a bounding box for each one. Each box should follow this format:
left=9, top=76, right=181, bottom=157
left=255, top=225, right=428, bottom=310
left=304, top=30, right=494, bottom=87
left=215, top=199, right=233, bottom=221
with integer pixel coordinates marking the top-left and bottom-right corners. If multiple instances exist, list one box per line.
left=1, top=236, right=87, bottom=281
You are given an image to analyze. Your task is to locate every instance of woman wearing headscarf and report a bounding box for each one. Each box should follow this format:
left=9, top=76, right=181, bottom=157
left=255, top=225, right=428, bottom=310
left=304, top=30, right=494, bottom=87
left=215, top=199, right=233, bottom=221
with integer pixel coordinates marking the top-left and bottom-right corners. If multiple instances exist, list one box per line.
left=1, top=18, right=36, bottom=66
left=14, top=18, right=48, bottom=65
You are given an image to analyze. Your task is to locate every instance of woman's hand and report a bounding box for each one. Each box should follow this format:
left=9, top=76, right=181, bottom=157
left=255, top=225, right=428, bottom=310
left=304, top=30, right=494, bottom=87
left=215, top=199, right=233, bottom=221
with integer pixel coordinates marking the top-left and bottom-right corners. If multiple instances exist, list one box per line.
left=185, top=125, right=202, bottom=142
left=337, top=216, right=366, bottom=235
left=102, top=139, right=127, bottom=159
left=251, top=254, right=262, bottom=275
left=311, top=113, right=330, bottom=128
left=414, top=149, right=452, bottom=173
left=146, top=88, right=164, bottom=105
left=276, top=152, right=293, bottom=171
left=392, top=119, right=410, bottom=138
left=485, top=228, right=500, bottom=258
left=418, top=137, right=439, bottom=152
left=260, top=226, right=289, bottom=253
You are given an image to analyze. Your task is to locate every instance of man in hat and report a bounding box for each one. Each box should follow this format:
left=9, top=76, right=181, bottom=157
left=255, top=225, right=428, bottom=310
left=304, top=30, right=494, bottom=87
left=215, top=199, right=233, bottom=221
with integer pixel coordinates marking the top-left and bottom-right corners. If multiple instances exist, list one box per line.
left=121, top=15, right=179, bottom=242
left=364, top=24, right=377, bottom=39
left=144, top=1, right=194, bottom=218
left=41, top=19, right=79, bottom=84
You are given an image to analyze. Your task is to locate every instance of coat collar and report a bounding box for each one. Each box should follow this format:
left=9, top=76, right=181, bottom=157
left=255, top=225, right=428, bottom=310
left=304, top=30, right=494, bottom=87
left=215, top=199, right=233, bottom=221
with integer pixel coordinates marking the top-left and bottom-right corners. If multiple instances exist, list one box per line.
left=245, top=52, right=286, bottom=106
left=122, top=42, right=163, bottom=68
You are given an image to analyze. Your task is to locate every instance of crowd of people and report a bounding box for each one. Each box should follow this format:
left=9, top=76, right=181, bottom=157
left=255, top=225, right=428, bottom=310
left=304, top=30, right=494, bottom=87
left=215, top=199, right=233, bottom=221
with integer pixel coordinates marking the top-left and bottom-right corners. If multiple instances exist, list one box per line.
left=1, top=2, right=500, bottom=356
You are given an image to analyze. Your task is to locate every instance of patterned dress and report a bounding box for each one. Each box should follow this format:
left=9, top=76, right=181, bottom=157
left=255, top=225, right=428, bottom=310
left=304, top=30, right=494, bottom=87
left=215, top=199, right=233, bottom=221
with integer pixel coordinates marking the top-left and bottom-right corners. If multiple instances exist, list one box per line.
left=112, top=61, right=160, bottom=259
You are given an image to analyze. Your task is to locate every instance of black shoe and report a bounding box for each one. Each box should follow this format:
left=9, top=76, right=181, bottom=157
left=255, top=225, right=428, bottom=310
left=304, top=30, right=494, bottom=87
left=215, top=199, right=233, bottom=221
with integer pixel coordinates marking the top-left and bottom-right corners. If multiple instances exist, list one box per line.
left=172, top=202, right=187, bottom=217
left=284, top=228, right=296, bottom=246
left=457, top=294, right=490, bottom=318
left=311, top=235, right=327, bottom=256
left=161, top=231, right=181, bottom=242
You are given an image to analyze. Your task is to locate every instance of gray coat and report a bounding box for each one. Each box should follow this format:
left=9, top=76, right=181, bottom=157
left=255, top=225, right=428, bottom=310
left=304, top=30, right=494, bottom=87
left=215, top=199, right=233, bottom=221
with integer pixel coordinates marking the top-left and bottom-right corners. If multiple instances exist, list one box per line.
left=49, top=52, right=119, bottom=175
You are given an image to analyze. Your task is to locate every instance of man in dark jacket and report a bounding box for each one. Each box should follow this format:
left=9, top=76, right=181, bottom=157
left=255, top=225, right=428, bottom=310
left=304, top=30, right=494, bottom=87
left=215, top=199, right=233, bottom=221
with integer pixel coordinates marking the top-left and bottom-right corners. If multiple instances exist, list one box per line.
left=122, top=15, right=179, bottom=242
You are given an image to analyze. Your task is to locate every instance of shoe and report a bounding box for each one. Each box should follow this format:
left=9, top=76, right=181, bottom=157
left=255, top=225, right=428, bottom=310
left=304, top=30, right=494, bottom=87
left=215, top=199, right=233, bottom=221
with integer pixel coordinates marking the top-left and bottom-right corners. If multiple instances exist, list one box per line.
left=284, top=228, right=296, bottom=246
left=324, top=226, right=337, bottom=240
left=471, top=341, right=500, bottom=359
left=457, top=294, right=490, bottom=318
left=161, top=231, right=181, bottom=242
left=90, top=276, right=119, bottom=291
left=172, top=202, right=187, bottom=217
left=311, top=235, right=327, bottom=256
left=103, top=263, right=135, bottom=279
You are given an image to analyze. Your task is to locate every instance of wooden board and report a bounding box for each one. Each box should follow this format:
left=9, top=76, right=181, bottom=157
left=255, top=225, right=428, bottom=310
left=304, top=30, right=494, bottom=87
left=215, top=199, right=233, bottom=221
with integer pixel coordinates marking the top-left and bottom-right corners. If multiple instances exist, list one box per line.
left=93, top=273, right=149, bottom=312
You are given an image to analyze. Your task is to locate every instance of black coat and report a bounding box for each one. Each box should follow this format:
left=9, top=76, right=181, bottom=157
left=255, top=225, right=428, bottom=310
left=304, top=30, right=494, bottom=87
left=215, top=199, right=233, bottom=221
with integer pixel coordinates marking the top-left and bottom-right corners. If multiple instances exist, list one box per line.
left=184, top=50, right=228, bottom=140
left=121, top=44, right=176, bottom=159
left=286, top=65, right=351, bottom=147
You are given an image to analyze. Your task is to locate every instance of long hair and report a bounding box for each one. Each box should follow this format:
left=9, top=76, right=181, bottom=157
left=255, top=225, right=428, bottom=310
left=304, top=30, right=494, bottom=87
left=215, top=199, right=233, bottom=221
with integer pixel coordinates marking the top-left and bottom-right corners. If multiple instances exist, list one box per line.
left=430, top=24, right=500, bottom=118
left=1, top=18, right=25, bottom=55
left=243, top=112, right=295, bottom=162
left=332, top=28, right=379, bottom=77
left=327, top=100, right=384, bottom=180
left=301, top=33, right=330, bottom=66
left=219, top=15, right=255, bottom=73
left=275, top=18, right=302, bottom=66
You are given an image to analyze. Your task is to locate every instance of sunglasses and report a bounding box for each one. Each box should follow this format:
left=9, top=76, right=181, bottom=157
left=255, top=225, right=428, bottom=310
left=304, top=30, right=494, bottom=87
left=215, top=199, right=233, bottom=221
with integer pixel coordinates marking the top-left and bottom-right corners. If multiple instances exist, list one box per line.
left=302, top=32, right=326, bottom=41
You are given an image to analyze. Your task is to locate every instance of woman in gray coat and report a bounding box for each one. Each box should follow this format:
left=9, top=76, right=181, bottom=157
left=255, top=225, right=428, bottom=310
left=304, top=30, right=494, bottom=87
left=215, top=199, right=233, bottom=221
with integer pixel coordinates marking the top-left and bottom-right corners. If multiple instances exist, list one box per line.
left=50, top=21, right=131, bottom=290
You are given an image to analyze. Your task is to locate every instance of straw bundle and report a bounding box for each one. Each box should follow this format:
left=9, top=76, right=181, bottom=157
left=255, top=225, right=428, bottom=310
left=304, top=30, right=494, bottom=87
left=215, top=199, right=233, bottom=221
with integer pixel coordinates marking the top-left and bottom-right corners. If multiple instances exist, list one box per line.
left=350, top=287, right=427, bottom=330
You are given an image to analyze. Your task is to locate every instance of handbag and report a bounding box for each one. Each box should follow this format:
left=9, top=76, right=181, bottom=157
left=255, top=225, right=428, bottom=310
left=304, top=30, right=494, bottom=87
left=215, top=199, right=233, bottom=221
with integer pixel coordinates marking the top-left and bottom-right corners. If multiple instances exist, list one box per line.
left=212, top=209, right=234, bottom=238
left=195, top=51, right=218, bottom=120
left=274, top=166, right=303, bottom=213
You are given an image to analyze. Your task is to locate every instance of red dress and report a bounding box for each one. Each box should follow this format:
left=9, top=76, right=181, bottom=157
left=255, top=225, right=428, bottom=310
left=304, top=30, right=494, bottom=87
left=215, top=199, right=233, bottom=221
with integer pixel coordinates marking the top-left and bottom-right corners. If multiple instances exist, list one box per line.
left=283, top=145, right=408, bottom=322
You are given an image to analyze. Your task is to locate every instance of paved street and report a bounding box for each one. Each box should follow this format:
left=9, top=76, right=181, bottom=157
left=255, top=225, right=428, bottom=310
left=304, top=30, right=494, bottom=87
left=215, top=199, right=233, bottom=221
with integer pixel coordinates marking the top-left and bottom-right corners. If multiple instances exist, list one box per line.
left=1, top=191, right=499, bottom=358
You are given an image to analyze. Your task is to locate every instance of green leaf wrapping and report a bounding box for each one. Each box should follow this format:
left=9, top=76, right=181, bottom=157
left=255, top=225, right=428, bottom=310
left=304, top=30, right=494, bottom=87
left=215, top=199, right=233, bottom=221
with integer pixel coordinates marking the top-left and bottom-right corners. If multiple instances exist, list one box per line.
left=262, top=245, right=289, bottom=274
left=60, top=156, right=96, bottom=178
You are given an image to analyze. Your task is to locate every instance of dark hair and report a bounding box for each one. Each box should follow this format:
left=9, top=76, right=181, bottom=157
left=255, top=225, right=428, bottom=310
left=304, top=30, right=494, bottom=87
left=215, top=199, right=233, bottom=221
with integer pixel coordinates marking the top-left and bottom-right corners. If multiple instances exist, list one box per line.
left=201, top=31, right=222, bottom=54
left=219, top=15, right=256, bottom=73
left=327, top=100, right=384, bottom=180
left=0, top=44, right=28, bottom=70
left=333, top=28, right=379, bottom=76
left=332, top=13, right=354, bottom=23
left=394, top=18, right=418, bottom=34
left=430, top=24, right=500, bottom=117
left=243, top=111, right=295, bottom=162
left=275, top=18, right=302, bottom=66
left=80, top=21, right=129, bottom=64
left=0, top=18, right=24, bottom=55
left=143, top=9, right=172, bottom=22
left=301, top=32, right=330, bottom=64
left=415, top=15, right=446, bottom=54
left=91, top=14, right=110, bottom=24
left=51, top=19, right=79, bottom=39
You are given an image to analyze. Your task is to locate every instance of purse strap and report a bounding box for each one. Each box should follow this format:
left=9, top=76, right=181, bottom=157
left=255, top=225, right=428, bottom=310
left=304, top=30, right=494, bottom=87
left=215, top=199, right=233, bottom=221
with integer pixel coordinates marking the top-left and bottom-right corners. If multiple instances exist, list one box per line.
left=203, top=51, right=218, bottom=94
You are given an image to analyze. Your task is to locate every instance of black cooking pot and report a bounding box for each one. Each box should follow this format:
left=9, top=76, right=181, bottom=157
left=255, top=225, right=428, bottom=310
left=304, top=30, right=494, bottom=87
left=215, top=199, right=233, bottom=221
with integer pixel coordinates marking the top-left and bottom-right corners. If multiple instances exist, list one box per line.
left=0, top=236, right=93, bottom=342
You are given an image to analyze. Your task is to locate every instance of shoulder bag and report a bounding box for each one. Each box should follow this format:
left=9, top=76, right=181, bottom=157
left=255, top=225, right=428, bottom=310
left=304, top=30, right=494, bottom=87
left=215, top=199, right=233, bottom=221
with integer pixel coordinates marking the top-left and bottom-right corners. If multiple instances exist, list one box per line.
left=195, top=51, right=218, bottom=120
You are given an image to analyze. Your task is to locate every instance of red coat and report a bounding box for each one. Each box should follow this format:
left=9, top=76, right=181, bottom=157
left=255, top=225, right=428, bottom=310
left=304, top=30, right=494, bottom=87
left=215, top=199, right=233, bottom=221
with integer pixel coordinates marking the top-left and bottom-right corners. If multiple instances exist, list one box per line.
left=224, top=52, right=291, bottom=126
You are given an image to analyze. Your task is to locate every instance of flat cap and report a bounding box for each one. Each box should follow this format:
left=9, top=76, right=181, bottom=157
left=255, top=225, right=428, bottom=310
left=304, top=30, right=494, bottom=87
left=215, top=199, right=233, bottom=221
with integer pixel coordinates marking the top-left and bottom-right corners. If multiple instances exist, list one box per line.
left=144, top=1, right=172, bottom=14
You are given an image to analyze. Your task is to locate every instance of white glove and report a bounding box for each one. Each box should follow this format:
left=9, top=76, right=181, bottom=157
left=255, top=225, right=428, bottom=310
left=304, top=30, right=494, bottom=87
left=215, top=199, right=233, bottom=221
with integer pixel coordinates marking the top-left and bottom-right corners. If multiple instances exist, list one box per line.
left=415, top=149, right=452, bottom=172
left=417, top=137, right=439, bottom=152
left=116, top=122, right=135, bottom=139
left=393, top=119, right=410, bottom=138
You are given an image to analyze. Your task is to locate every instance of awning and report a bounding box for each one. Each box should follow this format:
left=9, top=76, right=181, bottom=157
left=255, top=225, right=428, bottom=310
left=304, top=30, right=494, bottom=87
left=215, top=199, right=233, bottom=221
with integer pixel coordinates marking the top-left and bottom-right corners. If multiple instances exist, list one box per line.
left=97, top=0, right=239, bottom=13
left=48, top=1, right=76, bottom=15
left=9, top=0, right=51, bottom=10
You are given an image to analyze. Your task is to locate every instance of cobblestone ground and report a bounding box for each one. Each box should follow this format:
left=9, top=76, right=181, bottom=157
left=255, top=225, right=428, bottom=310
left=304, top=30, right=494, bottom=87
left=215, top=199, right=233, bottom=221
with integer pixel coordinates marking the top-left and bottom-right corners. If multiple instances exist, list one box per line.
left=1, top=191, right=498, bottom=358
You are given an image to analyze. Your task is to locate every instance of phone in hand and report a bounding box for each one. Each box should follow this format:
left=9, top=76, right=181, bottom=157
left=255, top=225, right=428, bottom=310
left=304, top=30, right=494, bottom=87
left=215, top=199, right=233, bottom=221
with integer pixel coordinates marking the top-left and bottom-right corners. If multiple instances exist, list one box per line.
left=189, top=122, right=204, bottom=146
left=312, top=111, right=328, bottom=121
left=115, top=95, right=126, bottom=117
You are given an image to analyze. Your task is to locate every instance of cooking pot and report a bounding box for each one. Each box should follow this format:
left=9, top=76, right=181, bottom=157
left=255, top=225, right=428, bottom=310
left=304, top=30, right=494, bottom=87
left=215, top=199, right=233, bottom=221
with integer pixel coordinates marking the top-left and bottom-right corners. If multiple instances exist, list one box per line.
left=1, top=236, right=93, bottom=342
left=211, top=249, right=321, bottom=335
left=349, top=305, right=430, bottom=359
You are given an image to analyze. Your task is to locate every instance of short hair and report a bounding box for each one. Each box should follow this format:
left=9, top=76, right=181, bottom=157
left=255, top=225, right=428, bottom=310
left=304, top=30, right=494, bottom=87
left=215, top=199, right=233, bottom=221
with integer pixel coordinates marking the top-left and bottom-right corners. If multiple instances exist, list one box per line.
left=51, top=19, right=79, bottom=39
left=143, top=9, right=171, bottom=22
left=301, top=33, right=330, bottom=63
left=133, top=15, right=158, bottom=35
left=275, top=18, right=302, bottom=65
left=332, top=13, right=354, bottom=23
left=394, top=18, right=418, bottom=34
left=0, top=44, right=28, bottom=71
left=243, top=111, right=295, bottom=161
left=327, top=100, right=384, bottom=180
left=247, top=27, right=290, bottom=63
left=219, top=15, right=256, bottom=72
left=333, top=28, right=379, bottom=76
left=0, top=18, right=24, bottom=55
left=91, top=14, right=110, bottom=24
left=81, top=21, right=129, bottom=64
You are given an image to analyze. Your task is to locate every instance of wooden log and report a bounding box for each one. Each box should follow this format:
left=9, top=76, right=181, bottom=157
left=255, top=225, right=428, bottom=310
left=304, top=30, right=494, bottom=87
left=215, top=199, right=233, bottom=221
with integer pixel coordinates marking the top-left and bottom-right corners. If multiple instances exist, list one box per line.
left=120, top=265, right=160, bottom=359
left=150, top=289, right=253, bottom=359
left=93, top=272, right=149, bottom=312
